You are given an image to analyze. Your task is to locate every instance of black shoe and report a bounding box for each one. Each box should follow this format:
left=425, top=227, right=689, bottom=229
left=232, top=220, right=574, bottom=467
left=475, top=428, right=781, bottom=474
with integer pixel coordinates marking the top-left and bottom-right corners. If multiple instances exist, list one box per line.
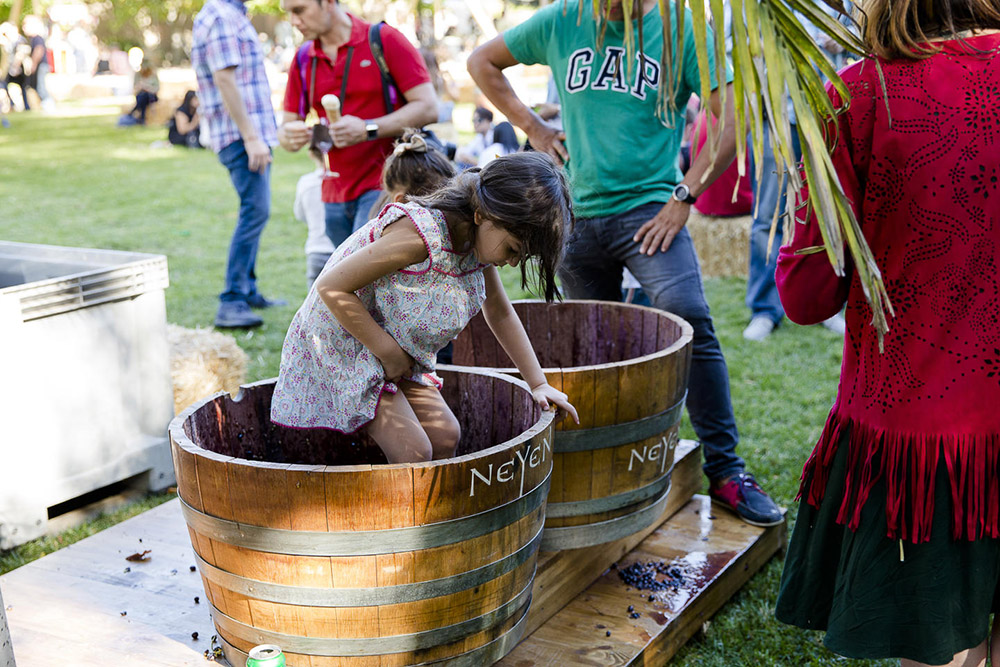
left=214, top=301, right=263, bottom=328
left=709, top=473, right=784, bottom=527
left=247, top=293, right=288, bottom=309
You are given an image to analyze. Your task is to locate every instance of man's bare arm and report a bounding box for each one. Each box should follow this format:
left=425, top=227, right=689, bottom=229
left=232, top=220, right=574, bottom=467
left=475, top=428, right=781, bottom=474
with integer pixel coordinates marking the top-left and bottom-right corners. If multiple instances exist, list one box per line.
left=467, top=36, right=568, bottom=164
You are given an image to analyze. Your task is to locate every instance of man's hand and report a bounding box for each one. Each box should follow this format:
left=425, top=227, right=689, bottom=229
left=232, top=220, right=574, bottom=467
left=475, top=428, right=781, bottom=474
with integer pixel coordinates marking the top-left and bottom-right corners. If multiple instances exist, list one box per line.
left=245, top=137, right=272, bottom=174
left=278, top=120, right=311, bottom=152
left=633, top=200, right=691, bottom=255
left=331, top=115, right=367, bottom=148
left=525, top=120, right=569, bottom=165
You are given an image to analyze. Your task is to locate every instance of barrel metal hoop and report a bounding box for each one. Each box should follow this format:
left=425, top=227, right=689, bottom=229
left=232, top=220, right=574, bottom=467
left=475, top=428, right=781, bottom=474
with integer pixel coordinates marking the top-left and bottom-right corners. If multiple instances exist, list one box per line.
left=180, top=474, right=549, bottom=556
left=208, top=576, right=534, bottom=656
left=540, top=478, right=673, bottom=551
left=553, top=392, right=686, bottom=452
left=545, top=465, right=673, bottom=518
left=217, top=596, right=531, bottom=666
left=193, top=525, right=543, bottom=607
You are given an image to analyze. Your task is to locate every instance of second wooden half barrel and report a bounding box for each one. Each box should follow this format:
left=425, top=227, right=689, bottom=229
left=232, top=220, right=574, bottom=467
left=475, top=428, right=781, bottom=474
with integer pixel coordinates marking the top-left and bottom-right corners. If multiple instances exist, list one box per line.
left=169, top=368, right=554, bottom=666
left=449, top=300, right=693, bottom=551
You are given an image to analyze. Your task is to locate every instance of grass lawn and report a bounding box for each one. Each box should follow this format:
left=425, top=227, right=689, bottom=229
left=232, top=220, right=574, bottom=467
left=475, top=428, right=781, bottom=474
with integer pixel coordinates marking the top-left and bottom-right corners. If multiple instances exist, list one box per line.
left=0, top=111, right=891, bottom=665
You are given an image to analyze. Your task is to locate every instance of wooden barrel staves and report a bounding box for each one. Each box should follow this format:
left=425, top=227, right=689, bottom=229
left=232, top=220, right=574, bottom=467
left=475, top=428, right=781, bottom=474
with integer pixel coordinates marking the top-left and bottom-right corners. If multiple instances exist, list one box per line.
left=449, top=300, right=693, bottom=551
left=168, top=368, right=554, bottom=666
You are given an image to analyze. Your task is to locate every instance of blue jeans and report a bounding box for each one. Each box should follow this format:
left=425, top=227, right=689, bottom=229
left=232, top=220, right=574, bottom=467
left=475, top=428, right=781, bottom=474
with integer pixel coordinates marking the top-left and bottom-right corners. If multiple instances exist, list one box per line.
left=558, top=202, right=744, bottom=481
left=324, top=189, right=383, bottom=247
left=217, top=139, right=271, bottom=303
left=746, top=123, right=802, bottom=324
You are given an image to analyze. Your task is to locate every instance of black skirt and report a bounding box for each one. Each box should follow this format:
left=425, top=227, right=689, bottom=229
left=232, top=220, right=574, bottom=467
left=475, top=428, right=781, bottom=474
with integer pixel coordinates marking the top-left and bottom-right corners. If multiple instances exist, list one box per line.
left=776, top=430, right=1000, bottom=665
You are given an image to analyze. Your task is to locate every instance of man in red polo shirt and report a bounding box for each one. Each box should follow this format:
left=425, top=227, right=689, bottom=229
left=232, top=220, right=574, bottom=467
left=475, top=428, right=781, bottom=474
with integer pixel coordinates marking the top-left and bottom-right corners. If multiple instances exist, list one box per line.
left=278, top=0, right=437, bottom=250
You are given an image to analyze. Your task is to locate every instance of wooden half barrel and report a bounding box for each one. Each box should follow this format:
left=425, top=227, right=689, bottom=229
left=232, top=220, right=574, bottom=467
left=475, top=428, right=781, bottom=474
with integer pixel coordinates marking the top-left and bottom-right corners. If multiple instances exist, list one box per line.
left=449, top=300, right=693, bottom=551
left=168, top=368, right=554, bottom=666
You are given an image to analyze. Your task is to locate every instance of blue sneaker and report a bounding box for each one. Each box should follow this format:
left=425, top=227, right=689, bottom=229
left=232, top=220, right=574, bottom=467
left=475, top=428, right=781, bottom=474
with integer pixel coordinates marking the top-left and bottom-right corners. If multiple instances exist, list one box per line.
left=214, top=301, right=263, bottom=328
left=710, top=473, right=784, bottom=527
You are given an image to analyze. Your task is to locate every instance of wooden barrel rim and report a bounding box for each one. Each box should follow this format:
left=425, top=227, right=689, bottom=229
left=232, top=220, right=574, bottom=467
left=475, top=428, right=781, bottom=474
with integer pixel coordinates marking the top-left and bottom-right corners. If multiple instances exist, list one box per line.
left=191, top=524, right=544, bottom=606
left=207, top=578, right=534, bottom=655
left=217, top=598, right=532, bottom=667
left=167, top=369, right=555, bottom=472
left=453, top=299, right=694, bottom=374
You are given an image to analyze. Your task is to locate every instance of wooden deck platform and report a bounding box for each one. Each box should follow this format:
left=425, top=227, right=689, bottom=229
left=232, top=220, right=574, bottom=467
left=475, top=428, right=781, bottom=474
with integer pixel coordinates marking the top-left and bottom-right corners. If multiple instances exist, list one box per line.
left=0, top=441, right=784, bottom=666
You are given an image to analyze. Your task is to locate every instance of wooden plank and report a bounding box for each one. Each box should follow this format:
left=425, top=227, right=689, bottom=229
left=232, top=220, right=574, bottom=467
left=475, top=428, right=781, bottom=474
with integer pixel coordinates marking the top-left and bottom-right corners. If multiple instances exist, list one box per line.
left=522, top=300, right=551, bottom=370
left=524, top=440, right=702, bottom=637
left=499, top=494, right=786, bottom=665
left=547, top=304, right=576, bottom=369
left=1, top=501, right=219, bottom=666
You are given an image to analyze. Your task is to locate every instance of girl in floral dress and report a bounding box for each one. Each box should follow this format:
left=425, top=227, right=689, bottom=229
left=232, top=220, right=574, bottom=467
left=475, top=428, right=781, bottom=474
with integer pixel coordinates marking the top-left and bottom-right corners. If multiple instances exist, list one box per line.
left=272, top=150, right=578, bottom=463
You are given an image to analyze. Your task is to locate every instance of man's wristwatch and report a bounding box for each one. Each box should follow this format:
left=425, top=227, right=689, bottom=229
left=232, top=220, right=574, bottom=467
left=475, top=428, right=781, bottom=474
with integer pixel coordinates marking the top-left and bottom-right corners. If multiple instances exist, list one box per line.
left=365, top=121, right=379, bottom=141
left=671, top=183, right=697, bottom=204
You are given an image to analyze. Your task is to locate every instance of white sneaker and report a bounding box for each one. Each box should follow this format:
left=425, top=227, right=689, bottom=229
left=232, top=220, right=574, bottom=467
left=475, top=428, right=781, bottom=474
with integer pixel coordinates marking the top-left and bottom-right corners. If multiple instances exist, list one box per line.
left=821, top=313, right=846, bottom=335
left=742, top=315, right=776, bottom=341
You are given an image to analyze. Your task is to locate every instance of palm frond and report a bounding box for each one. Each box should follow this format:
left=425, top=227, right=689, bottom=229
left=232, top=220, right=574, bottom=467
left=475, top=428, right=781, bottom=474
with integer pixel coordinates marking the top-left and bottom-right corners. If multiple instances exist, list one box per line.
left=602, top=0, right=893, bottom=343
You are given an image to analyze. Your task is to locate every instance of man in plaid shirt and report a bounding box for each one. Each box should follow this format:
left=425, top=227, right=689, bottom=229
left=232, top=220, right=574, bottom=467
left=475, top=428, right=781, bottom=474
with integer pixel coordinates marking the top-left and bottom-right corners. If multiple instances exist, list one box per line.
left=192, top=0, right=284, bottom=328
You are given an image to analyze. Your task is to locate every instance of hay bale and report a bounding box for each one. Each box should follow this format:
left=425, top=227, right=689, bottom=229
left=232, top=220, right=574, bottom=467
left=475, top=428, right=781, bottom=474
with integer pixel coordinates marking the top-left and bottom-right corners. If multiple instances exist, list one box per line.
left=687, top=211, right=751, bottom=279
left=168, top=324, right=248, bottom=415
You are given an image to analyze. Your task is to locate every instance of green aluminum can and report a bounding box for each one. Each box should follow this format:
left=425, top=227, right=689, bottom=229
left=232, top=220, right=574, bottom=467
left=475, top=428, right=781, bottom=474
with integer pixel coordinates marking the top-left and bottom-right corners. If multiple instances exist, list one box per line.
left=246, top=644, right=286, bottom=667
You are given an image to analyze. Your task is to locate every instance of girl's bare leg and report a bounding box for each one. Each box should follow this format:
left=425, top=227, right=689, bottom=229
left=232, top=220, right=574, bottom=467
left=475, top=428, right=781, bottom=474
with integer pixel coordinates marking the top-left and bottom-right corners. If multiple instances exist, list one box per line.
left=901, top=641, right=987, bottom=667
left=366, top=389, right=435, bottom=463
left=399, top=380, right=461, bottom=460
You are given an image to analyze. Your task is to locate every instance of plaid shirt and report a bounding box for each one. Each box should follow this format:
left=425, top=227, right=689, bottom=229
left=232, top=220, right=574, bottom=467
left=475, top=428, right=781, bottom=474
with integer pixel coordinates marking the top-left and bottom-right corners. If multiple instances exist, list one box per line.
left=191, top=0, right=277, bottom=153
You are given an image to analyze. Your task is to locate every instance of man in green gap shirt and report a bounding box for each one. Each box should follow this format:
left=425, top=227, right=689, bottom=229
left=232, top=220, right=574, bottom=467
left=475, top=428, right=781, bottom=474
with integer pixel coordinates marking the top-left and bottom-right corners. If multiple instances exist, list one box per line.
left=468, top=0, right=782, bottom=527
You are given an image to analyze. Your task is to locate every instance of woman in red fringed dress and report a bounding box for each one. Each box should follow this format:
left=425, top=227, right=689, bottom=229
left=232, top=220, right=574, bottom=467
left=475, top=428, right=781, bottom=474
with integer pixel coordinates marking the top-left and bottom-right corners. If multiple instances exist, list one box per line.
left=773, top=1, right=1000, bottom=665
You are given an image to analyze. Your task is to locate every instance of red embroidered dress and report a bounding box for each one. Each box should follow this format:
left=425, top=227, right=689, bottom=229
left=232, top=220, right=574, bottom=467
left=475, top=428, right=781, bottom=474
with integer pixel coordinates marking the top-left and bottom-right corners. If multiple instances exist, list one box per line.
left=776, top=35, right=1000, bottom=544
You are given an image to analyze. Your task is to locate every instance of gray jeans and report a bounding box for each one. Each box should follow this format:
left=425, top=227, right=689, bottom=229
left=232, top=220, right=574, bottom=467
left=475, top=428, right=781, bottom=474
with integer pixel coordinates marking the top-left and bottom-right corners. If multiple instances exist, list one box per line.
left=558, top=202, right=745, bottom=481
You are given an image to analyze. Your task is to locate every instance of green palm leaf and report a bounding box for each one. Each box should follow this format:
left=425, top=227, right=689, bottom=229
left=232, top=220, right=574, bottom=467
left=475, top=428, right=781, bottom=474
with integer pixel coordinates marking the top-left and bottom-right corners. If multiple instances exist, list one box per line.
left=566, top=0, right=893, bottom=343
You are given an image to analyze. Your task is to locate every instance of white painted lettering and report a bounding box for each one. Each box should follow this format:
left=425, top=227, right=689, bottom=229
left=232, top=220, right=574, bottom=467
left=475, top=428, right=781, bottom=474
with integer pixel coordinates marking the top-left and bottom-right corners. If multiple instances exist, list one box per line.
left=497, top=460, right=515, bottom=483
left=629, top=446, right=646, bottom=472
left=470, top=464, right=493, bottom=497
left=529, top=444, right=541, bottom=468
left=515, top=446, right=529, bottom=497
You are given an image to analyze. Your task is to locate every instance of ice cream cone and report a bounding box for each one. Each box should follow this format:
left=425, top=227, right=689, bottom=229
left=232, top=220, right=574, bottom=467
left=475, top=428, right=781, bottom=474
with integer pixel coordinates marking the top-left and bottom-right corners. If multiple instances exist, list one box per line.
left=321, top=94, right=341, bottom=123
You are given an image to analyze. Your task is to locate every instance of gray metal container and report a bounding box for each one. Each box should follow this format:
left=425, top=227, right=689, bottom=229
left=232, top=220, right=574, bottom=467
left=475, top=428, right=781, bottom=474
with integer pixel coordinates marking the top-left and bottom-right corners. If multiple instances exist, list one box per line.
left=0, top=584, right=13, bottom=667
left=0, top=242, right=176, bottom=549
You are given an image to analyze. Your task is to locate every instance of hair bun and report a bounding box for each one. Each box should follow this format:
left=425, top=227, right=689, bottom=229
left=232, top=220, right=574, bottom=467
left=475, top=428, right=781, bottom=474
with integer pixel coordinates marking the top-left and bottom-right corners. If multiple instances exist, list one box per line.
left=393, top=131, right=428, bottom=155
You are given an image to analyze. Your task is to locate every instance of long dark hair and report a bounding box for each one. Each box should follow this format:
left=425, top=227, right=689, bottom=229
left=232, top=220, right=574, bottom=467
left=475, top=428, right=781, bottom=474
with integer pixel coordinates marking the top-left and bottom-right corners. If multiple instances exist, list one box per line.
left=491, top=121, right=520, bottom=153
left=411, top=152, right=573, bottom=302
left=859, top=0, right=1000, bottom=59
left=179, top=90, right=198, bottom=116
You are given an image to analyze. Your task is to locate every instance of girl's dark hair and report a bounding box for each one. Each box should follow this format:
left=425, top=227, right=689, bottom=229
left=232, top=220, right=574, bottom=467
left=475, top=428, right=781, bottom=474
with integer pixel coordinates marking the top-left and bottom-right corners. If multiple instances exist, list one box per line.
left=179, top=90, right=198, bottom=115
left=410, top=151, right=573, bottom=302
left=858, top=0, right=1000, bottom=59
left=491, top=121, right=520, bottom=153
left=382, top=128, right=456, bottom=198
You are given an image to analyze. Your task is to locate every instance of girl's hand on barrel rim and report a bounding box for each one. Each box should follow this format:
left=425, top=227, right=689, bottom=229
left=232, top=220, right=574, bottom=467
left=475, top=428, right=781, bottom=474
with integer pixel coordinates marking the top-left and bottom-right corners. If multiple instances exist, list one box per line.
left=530, top=383, right=580, bottom=424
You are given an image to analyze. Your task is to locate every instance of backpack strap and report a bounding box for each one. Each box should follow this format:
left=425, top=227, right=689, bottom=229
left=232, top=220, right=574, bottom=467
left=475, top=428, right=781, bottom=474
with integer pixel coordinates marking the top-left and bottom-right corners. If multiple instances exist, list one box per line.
left=368, top=21, right=399, bottom=113
left=296, top=40, right=354, bottom=120
left=295, top=42, right=313, bottom=119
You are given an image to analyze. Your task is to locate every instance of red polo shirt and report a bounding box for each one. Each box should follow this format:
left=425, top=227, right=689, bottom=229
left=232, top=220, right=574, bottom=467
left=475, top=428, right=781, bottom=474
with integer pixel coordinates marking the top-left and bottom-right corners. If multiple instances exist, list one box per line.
left=283, top=15, right=430, bottom=203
